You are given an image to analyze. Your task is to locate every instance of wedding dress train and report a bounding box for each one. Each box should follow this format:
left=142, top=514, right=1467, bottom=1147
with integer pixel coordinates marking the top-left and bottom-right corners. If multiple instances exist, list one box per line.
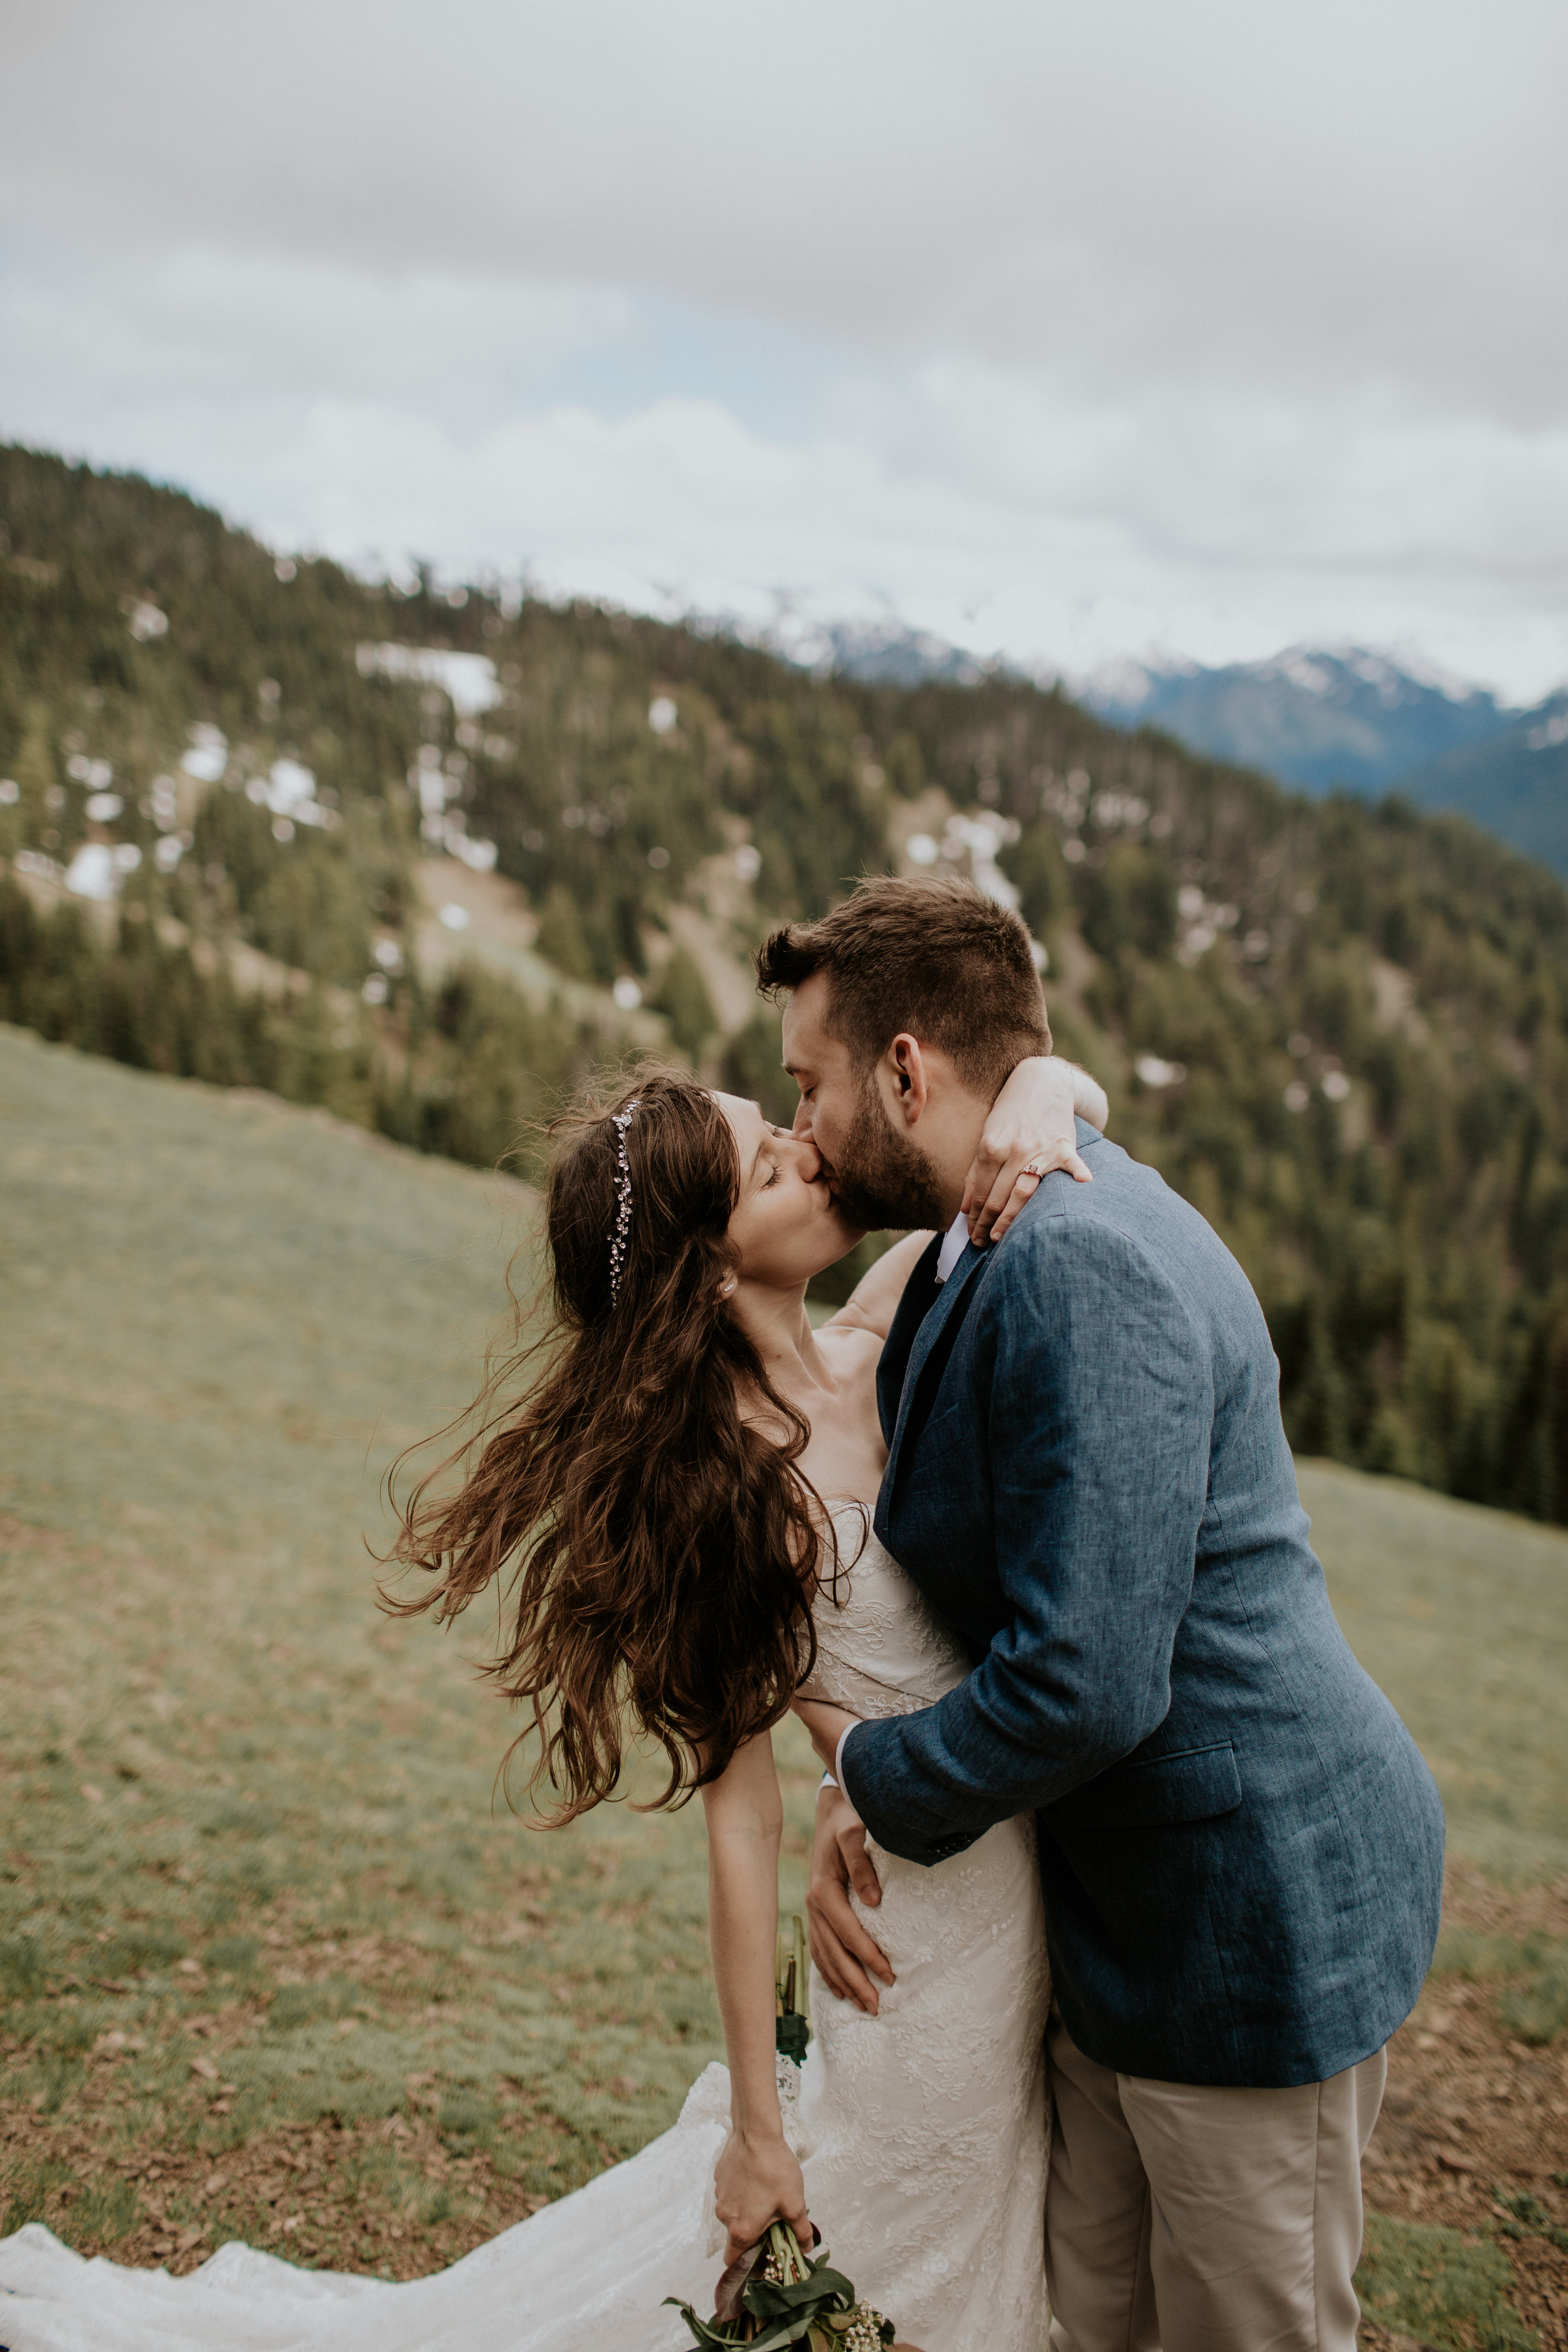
left=0, top=1515, right=1051, bottom=2351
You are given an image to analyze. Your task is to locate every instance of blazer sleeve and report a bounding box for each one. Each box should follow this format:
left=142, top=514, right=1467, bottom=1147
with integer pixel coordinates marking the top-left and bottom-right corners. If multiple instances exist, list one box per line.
left=840, top=1216, right=1213, bottom=1865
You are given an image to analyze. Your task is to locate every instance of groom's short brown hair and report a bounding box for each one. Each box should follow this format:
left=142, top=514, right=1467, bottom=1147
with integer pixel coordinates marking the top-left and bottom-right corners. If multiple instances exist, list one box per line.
left=755, top=875, right=1051, bottom=1098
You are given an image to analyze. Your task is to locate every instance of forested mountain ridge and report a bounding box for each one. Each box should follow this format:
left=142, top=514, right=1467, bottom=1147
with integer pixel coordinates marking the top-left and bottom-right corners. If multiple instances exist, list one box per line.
left=3, top=442, right=1567, bottom=1525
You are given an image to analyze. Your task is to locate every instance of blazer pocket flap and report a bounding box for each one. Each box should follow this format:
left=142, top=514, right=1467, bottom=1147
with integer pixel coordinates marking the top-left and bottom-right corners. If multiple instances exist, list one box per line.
left=1083, top=1741, right=1243, bottom=1829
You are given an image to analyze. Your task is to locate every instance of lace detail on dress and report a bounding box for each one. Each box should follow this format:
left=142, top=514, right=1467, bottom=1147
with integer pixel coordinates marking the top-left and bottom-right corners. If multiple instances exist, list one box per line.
left=797, top=1507, right=972, bottom=1718
left=681, top=2056, right=811, bottom=2161
left=778, top=2054, right=812, bottom=2161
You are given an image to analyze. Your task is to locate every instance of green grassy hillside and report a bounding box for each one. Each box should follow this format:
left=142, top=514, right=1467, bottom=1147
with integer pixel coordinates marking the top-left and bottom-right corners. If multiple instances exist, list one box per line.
left=0, top=1026, right=820, bottom=2273
left=1299, top=1465, right=1568, bottom=1880
left=3, top=1031, right=1565, bottom=2338
left=5, top=445, right=1568, bottom=1528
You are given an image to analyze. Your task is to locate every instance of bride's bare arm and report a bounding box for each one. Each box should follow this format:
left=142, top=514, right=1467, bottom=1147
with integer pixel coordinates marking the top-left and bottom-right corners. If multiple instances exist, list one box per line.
left=820, top=1230, right=935, bottom=1341
left=701, top=1732, right=812, bottom=2263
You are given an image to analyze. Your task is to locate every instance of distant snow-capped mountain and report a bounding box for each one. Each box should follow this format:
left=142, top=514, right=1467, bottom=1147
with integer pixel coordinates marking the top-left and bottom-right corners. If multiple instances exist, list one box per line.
left=801, top=619, right=991, bottom=687
left=763, top=622, right=1568, bottom=877
left=1397, top=688, right=1568, bottom=878
left=1082, top=645, right=1513, bottom=797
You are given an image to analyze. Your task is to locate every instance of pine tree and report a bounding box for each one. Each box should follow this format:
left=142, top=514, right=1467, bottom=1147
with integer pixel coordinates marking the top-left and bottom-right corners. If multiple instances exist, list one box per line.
left=9, top=701, right=60, bottom=854
left=651, top=945, right=718, bottom=1064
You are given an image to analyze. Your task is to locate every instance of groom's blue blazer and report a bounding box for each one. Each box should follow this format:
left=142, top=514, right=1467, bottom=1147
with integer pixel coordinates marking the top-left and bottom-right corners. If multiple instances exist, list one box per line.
left=842, top=1121, right=1444, bottom=2090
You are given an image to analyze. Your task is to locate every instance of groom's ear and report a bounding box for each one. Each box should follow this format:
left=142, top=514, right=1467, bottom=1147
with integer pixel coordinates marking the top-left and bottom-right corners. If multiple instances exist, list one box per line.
left=889, top=1033, right=931, bottom=1123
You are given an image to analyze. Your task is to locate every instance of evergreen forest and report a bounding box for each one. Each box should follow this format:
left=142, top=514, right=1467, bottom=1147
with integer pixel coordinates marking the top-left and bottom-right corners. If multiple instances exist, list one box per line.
left=4, top=443, right=1567, bottom=1525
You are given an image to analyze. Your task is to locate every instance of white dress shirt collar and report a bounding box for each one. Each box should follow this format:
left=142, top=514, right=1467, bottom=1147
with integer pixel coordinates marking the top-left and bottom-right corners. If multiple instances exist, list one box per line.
left=934, top=1210, right=970, bottom=1284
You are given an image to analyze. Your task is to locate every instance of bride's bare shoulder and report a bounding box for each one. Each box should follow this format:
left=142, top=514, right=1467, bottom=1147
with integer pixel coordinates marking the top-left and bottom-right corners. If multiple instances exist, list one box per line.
left=813, top=1320, right=884, bottom=1381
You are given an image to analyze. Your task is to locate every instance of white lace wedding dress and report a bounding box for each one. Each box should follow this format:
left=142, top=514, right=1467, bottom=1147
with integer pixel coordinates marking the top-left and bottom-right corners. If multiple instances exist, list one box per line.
left=0, top=1515, right=1051, bottom=2352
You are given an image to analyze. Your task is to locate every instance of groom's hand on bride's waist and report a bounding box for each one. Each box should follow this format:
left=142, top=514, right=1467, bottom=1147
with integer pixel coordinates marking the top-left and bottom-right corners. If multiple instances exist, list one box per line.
left=807, top=1781, right=894, bottom=2016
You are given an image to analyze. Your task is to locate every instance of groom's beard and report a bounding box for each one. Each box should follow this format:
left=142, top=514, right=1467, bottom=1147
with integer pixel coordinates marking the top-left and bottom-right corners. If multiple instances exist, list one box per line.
left=826, top=1080, right=950, bottom=1233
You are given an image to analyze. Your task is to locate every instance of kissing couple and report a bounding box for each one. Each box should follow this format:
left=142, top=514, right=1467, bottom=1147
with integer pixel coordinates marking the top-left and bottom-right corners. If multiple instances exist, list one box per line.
left=0, top=877, right=1444, bottom=2352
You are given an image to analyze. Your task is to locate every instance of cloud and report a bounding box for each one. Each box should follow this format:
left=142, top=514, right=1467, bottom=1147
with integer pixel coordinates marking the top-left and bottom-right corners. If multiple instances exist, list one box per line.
left=1, top=245, right=631, bottom=430
left=2, top=0, right=1565, bottom=696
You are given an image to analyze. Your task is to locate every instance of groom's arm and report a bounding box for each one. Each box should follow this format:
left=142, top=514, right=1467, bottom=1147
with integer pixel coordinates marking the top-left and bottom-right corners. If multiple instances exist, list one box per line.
left=840, top=1219, right=1212, bottom=1863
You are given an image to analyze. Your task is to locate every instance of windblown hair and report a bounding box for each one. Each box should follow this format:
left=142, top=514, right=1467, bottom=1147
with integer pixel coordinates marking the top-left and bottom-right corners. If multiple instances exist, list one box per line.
left=756, top=874, right=1051, bottom=1096
left=384, top=1066, right=826, bottom=1825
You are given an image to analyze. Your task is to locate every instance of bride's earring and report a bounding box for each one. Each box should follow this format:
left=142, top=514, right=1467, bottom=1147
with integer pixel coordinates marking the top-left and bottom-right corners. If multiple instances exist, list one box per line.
left=718, top=1275, right=738, bottom=1300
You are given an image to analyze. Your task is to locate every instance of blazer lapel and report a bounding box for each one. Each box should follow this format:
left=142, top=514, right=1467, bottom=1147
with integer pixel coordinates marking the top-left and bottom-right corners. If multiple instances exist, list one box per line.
left=876, top=1231, right=943, bottom=1441
left=881, top=1238, right=988, bottom=1501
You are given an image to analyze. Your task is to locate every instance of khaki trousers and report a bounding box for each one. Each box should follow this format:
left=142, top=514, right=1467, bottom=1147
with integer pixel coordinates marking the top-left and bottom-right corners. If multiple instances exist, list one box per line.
left=1045, top=2013, right=1386, bottom=2352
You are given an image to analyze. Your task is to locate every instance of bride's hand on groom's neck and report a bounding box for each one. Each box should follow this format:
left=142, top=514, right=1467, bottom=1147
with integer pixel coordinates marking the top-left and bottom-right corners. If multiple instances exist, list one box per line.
left=963, top=1055, right=1102, bottom=1248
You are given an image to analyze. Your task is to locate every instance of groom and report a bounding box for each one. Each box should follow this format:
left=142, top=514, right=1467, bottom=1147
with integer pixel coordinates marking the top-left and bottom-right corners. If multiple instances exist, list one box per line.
left=758, top=875, right=1444, bottom=2352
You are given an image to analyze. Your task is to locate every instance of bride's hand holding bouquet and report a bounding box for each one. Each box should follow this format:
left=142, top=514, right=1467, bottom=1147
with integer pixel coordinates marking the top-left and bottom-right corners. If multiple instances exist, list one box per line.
left=712, top=2119, right=812, bottom=2271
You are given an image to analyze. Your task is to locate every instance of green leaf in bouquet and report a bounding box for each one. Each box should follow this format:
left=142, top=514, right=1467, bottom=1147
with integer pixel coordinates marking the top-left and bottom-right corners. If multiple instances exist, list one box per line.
left=713, top=2240, right=765, bottom=2325
left=662, top=2297, right=751, bottom=2349
left=726, top=2309, right=824, bottom=2352
left=662, top=2300, right=821, bottom=2352
left=743, top=2254, right=857, bottom=2319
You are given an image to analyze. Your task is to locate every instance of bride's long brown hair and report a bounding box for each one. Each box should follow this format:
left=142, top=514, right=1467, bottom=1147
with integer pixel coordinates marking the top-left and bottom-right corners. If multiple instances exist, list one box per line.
left=385, top=1066, right=827, bottom=1823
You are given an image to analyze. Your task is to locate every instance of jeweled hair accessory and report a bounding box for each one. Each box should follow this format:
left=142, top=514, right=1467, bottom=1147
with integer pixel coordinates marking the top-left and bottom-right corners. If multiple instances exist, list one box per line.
left=607, top=1099, right=640, bottom=1305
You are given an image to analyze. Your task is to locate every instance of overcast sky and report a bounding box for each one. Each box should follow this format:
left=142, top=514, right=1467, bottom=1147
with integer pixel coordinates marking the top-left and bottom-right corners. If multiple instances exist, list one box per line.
left=3, top=0, right=1566, bottom=697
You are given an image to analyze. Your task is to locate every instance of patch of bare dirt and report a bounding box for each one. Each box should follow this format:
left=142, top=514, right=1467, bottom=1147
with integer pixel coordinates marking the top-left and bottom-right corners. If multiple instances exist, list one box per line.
left=1, top=2096, right=562, bottom=2280
left=1359, top=1865, right=1568, bottom=2348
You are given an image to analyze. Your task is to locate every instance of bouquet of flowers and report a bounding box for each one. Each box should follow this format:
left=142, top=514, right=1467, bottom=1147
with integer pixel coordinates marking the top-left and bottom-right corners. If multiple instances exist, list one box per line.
left=665, top=2220, right=900, bottom=2352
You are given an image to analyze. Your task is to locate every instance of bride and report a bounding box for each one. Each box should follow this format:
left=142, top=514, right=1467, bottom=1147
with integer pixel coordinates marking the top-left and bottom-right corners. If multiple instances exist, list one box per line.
left=0, top=1052, right=1106, bottom=2352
